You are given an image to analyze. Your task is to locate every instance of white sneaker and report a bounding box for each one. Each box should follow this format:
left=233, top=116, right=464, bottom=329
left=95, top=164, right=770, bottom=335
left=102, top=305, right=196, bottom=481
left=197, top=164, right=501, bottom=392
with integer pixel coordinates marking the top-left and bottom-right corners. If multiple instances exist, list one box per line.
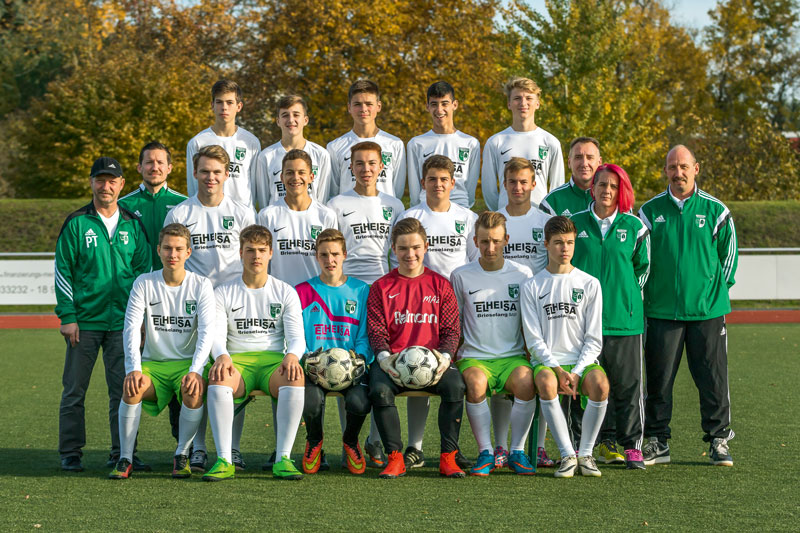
left=578, top=455, right=602, bottom=477
left=554, top=455, right=577, bottom=478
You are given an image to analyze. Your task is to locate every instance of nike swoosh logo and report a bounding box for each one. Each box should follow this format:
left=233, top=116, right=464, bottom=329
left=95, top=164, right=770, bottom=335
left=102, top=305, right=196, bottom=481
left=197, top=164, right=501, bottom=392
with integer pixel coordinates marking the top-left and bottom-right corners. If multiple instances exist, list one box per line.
left=184, top=222, right=197, bottom=229
left=273, top=227, right=286, bottom=233
left=388, top=294, right=399, bottom=299
left=305, top=453, right=320, bottom=470
left=273, top=170, right=281, bottom=175
left=232, top=306, right=244, bottom=313
left=500, top=148, right=512, bottom=155
left=538, top=292, right=551, bottom=300
left=468, top=289, right=481, bottom=295
left=150, top=301, right=161, bottom=306
left=423, top=151, right=434, bottom=157
left=344, top=156, right=351, bottom=161
left=343, top=211, right=355, bottom=217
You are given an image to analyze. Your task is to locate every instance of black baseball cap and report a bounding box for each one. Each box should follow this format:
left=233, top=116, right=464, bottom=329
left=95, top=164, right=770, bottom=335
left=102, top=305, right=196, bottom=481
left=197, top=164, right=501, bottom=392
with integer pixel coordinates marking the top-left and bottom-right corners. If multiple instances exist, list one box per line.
left=90, top=156, right=123, bottom=178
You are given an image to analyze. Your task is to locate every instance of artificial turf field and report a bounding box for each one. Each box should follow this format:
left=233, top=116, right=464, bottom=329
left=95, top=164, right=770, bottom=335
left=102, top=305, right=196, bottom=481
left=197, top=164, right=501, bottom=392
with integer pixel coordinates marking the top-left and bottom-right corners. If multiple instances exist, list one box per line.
left=2, top=325, right=798, bottom=532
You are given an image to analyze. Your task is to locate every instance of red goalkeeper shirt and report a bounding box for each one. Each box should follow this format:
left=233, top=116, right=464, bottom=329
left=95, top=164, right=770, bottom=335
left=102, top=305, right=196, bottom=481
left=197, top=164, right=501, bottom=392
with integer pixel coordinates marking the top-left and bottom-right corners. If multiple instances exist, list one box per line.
left=367, top=267, right=460, bottom=357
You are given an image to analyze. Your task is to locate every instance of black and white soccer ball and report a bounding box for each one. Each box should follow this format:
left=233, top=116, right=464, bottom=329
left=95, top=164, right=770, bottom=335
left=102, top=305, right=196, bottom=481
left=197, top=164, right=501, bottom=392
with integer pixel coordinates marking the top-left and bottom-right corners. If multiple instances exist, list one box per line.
left=305, top=348, right=358, bottom=391
left=395, top=346, right=437, bottom=389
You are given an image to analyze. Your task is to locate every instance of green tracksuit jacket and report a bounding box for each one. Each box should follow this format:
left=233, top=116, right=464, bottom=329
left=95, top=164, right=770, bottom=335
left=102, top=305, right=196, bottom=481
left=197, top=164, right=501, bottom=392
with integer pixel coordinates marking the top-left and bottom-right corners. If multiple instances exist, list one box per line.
left=54, top=202, right=151, bottom=330
left=119, top=184, right=187, bottom=266
left=638, top=187, right=738, bottom=321
left=540, top=179, right=593, bottom=216
left=571, top=207, right=650, bottom=336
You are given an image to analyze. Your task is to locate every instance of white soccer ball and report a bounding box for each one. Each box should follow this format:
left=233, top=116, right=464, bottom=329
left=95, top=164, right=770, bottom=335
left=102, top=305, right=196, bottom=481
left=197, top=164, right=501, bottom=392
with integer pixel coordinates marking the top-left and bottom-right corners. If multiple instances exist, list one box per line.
left=395, top=346, right=438, bottom=389
left=306, top=348, right=355, bottom=391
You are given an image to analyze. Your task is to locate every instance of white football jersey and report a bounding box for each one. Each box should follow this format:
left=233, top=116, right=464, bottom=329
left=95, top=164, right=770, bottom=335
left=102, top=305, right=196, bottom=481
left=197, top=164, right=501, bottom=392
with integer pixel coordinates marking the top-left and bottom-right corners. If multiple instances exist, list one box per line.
left=407, top=130, right=480, bottom=208
left=326, top=130, right=406, bottom=198
left=327, top=189, right=404, bottom=285
left=186, top=127, right=262, bottom=208
left=123, top=270, right=215, bottom=375
left=213, top=276, right=305, bottom=358
left=520, top=267, right=603, bottom=376
left=499, top=206, right=552, bottom=274
left=164, top=195, right=256, bottom=287
left=451, top=260, right=533, bottom=360
left=252, top=140, right=332, bottom=209
left=481, top=126, right=565, bottom=210
left=256, top=199, right=338, bottom=286
left=398, top=202, right=478, bottom=279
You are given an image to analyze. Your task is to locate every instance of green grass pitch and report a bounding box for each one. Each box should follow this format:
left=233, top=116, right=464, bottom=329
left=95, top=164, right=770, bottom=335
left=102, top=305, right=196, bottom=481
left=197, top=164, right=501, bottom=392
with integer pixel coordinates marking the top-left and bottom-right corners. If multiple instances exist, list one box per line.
left=2, top=325, right=798, bottom=531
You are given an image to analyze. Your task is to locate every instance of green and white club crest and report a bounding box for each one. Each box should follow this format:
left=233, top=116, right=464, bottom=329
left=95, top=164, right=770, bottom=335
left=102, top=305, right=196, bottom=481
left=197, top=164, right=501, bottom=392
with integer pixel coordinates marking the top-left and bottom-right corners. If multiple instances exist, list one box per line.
left=532, top=228, right=544, bottom=241
left=185, top=300, right=197, bottom=315
left=269, top=303, right=282, bottom=318
left=616, top=229, right=627, bottom=242
left=310, top=225, right=322, bottom=239
left=119, top=231, right=129, bottom=245
left=382, top=206, right=393, bottom=221
left=381, top=151, right=392, bottom=166
left=695, top=214, right=706, bottom=228
left=538, top=145, right=549, bottom=159
left=508, top=284, right=520, bottom=299
left=234, top=147, right=246, bottom=162
left=222, top=216, right=234, bottom=230
left=454, top=220, right=466, bottom=235
left=571, top=288, right=584, bottom=303
left=345, top=299, right=357, bottom=314
left=311, top=165, right=319, bottom=177
left=458, top=147, right=470, bottom=162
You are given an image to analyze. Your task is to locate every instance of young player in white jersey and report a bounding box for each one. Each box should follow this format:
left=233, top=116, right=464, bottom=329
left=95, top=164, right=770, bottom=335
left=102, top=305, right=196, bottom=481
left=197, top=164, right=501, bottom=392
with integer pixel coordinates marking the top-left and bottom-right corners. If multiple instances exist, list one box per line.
left=253, top=95, right=332, bottom=209
left=186, top=80, right=261, bottom=208
left=204, top=225, right=307, bottom=481
left=520, top=216, right=609, bottom=478
left=109, top=224, right=215, bottom=479
left=328, top=141, right=404, bottom=285
left=165, top=145, right=255, bottom=288
left=326, top=80, right=406, bottom=199
left=256, top=149, right=338, bottom=286
left=481, top=77, right=564, bottom=210
left=407, top=81, right=480, bottom=208
left=396, top=155, right=477, bottom=469
left=451, top=211, right=537, bottom=476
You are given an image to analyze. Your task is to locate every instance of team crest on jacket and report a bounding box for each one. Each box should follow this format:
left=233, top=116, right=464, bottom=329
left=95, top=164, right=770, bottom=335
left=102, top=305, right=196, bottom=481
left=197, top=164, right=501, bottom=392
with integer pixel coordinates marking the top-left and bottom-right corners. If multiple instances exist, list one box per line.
left=311, top=165, right=318, bottom=177
left=345, top=299, right=357, bottom=314
left=382, top=206, right=393, bottom=221
left=269, top=303, right=282, bottom=318
left=310, top=225, right=322, bottom=239
left=571, top=288, right=584, bottom=303
left=695, top=214, right=706, bottom=228
left=119, top=231, right=129, bottom=245
left=234, top=146, right=246, bottom=162
left=381, top=151, right=392, bottom=166
left=458, top=147, right=470, bottom=162
left=538, top=145, right=549, bottom=159
left=455, top=220, right=466, bottom=235
left=616, top=229, right=627, bottom=242
left=532, top=228, right=544, bottom=241
left=508, top=284, right=520, bottom=299
left=185, top=300, right=197, bottom=314
left=222, top=216, right=234, bottom=230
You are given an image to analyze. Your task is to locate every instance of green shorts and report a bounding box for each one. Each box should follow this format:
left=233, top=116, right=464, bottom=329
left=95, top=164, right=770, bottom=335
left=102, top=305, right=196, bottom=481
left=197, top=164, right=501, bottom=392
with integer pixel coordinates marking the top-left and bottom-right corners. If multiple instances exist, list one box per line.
left=456, top=355, right=532, bottom=397
left=533, top=363, right=605, bottom=409
left=141, top=359, right=208, bottom=417
left=232, top=351, right=284, bottom=402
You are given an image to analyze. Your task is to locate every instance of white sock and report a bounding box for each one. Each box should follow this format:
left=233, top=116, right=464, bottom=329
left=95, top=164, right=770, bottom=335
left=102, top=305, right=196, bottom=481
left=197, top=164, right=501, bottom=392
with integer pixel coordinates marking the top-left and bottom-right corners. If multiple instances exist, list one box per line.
left=540, top=397, right=574, bottom=458
left=207, top=385, right=234, bottom=462
left=465, top=399, right=493, bottom=453
left=510, top=398, right=536, bottom=452
left=231, top=408, right=245, bottom=450
left=118, top=400, right=141, bottom=462
left=192, top=407, right=208, bottom=452
left=537, top=418, right=548, bottom=449
left=406, top=396, right=429, bottom=450
left=579, top=399, right=608, bottom=457
left=175, top=404, right=203, bottom=456
left=490, top=395, right=512, bottom=450
left=276, top=386, right=304, bottom=459
left=368, top=412, right=381, bottom=444
left=337, top=396, right=347, bottom=432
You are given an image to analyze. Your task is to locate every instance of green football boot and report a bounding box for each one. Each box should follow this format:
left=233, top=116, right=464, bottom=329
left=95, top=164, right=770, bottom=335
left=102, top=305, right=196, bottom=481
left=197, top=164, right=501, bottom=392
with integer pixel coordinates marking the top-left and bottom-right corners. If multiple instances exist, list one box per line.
left=172, top=454, right=192, bottom=479
left=272, top=455, right=303, bottom=480
left=202, top=457, right=235, bottom=482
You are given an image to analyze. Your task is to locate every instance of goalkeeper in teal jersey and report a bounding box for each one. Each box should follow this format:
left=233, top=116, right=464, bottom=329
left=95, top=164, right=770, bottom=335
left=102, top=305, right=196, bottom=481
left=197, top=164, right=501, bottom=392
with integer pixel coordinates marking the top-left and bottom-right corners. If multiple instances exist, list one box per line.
left=295, top=229, right=372, bottom=474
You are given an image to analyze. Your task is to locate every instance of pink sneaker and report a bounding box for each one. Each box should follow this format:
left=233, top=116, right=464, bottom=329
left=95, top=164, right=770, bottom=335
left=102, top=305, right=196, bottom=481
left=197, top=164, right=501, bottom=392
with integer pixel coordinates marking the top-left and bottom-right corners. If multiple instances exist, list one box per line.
left=537, top=447, right=555, bottom=467
left=493, top=446, right=509, bottom=468
left=624, top=448, right=646, bottom=470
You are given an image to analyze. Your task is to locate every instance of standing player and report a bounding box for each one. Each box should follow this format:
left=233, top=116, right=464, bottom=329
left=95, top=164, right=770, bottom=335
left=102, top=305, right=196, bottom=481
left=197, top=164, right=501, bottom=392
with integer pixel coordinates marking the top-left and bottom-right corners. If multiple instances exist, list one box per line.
left=571, top=164, right=650, bottom=470
left=256, top=149, right=338, bottom=286
left=187, top=80, right=261, bottom=208
left=540, top=137, right=602, bottom=217
left=451, top=212, right=537, bottom=476
left=521, top=216, right=609, bottom=478
left=253, top=95, right=332, bottom=209
left=110, top=223, right=215, bottom=479
left=639, top=145, right=738, bottom=466
left=295, top=229, right=372, bottom=475
left=481, top=77, right=564, bottom=210
left=164, top=145, right=255, bottom=472
left=367, top=218, right=466, bottom=479
left=326, top=80, right=406, bottom=199
left=204, top=225, right=306, bottom=481
left=55, top=156, right=151, bottom=472
left=407, top=81, right=480, bottom=207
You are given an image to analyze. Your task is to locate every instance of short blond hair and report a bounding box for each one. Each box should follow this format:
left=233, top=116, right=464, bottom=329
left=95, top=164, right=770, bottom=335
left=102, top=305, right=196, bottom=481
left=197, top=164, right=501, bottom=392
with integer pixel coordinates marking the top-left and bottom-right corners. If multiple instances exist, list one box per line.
left=503, top=157, right=536, bottom=181
left=476, top=211, right=507, bottom=237
left=316, top=228, right=347, bottom=254
left=240, top=225, right=272, bottom=249
left=192, top=144, right=229, bottom=170
left=503, top=76, right=542, bottom=99
left=159, top=223, right=191, bottom=247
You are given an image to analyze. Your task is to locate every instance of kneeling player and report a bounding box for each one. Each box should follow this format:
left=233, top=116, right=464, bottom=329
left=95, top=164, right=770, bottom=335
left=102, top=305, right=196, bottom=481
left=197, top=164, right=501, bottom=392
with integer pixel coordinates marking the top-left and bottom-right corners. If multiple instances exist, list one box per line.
left=451, top=212, right=536, bottom=475
left=366, top=218, right=466, bottom=479
left=521, top=216, right=609, bottom=478
left=205, top=225, right=306, bottom=481
left=295, top=229, right=372, bottom=474
left=110, top=223, right=215, bottom=479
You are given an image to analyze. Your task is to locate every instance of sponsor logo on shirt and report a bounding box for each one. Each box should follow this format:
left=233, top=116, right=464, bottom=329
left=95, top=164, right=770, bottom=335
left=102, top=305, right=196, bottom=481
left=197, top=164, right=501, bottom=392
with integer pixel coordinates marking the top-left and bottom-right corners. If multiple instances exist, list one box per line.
left=577, top=230, right=589, bottom=238
left=393, top=311, right=438, bottom=324
left=152, top=315, right=193, bottom=328
left=85, top=228, right=98, bottom=248
left=474, top=300, right=518, bottom=314
left=560, top=209, right=572, bottom=216
left=352, top=222, right=391, bottom=237
left=428, top=234, right=464, bottom=248
left=235, top=318, right=277, bottom=331
left=191, top=233, right=232, bottom=246
left=314, top=324, right=351, bottom=337
left=543, top=302, right=579, bottom=316
left=655, top=215, right=666, bottom=223
left=505, top=242, right=539, bottom=255
left=500, top=148, right=512, bottom=155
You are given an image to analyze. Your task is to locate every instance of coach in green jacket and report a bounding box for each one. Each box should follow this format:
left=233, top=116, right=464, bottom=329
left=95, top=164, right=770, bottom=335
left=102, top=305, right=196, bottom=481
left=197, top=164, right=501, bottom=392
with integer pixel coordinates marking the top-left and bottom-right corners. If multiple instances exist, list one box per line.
left=638, top=145, right=738, bottom=467
left=571, top=163, right=650, bottom=470
left=55, top=157, right=151, bottom=472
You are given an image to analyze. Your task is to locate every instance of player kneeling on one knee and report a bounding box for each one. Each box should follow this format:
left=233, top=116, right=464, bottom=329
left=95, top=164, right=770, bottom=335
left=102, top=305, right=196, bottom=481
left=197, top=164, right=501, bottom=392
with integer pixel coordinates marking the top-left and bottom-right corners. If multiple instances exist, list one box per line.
left=111, top=224, right=215, bottom=480
left=521, top=216, right=609, bottom=478
left=451, top=211, right=538, bottom=476
left=205, top=225, right=306, bottom=481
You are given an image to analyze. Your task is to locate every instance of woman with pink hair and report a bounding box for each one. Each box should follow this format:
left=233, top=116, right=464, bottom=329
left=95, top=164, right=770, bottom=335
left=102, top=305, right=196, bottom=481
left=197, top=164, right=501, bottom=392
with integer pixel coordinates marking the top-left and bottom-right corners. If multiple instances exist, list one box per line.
left=570, top=163, right=651, bottom=470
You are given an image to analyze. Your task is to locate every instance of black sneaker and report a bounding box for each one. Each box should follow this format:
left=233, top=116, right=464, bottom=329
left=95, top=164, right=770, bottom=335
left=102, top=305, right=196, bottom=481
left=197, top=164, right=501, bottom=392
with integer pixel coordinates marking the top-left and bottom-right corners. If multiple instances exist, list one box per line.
left=709, top=438, right=733, bottom=466
left=455, top=448, right=473, bottom=469
left=61, top=456, right=84, bottom=472
left=106, top=453, right=119, bottom=468
left=232, top=449, right=246, bottom=471
left=642, top=437, right=670, bottom=465
left=262, top=450, right=277, bottom=471
left=189, top=449, right=208, bottom=472
left=172, top=454, right=191, bottom=478
left=319, top=450, right=330, bottom=471
left=364, top=437, right=386, bottom=468
left=132, top=454, right=152, bottom=472
left=403, top=446, right=425, bottom=468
